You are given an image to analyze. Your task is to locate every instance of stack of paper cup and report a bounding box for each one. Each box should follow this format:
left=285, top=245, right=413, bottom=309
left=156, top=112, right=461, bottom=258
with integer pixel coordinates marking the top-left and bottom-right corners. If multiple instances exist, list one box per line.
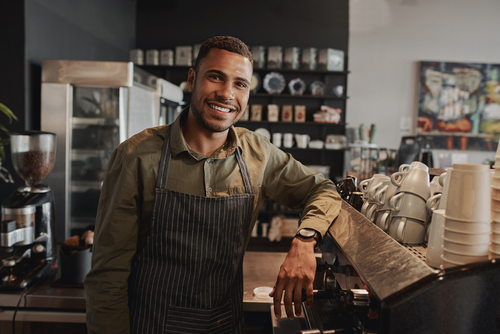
left=442, top=164, right=491, bottom=268
left=490, top=146, right=500, bottom=259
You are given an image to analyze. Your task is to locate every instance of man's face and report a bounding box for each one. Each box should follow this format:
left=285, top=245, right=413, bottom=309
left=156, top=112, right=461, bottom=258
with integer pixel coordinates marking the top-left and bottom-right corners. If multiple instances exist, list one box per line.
left=187, top=48, right=253, bottom=133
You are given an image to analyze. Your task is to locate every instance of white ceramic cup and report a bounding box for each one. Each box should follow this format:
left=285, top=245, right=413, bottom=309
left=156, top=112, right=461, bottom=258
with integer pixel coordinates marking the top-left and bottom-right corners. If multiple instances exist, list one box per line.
left=373, top=179, right=398, bottom=210
left=375, top=210, right=392, bottom=232
left=308, top=140, right=324, bottom=149
left=437, top=170, right=452, bottom=210
left=283, top=133, right=294, bottom=148
left=426, top=209, right=446, bottom=268
left=391, top=168, right=431, bottom=200
left=295, top=134, right=310, bottom=149
left=389, top=192, right=428, bottom=221
left=389, top=216, right=426, bottom=244
left=445, top=164, right=491, bottom=223
left=359, top=174, right=390, bottom=199
left=365, top=203, right=378, bottom=222
left=272, top=133, right=282, bottom=147
left=398, top=161, right=429, bottom=173
left=367, top=182, right=386, bottom=203
left=360, top=199, right=371, bottom=216
left=426, top=193, right=441, bottom=213
left=430, top=175, right=443, bottom=196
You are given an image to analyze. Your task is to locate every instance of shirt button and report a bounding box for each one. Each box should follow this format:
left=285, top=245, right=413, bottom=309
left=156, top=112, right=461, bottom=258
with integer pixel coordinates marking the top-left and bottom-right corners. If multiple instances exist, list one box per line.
left=207, top=159, right=211, bottom=163
left=208, top=187, right=212, bottom=193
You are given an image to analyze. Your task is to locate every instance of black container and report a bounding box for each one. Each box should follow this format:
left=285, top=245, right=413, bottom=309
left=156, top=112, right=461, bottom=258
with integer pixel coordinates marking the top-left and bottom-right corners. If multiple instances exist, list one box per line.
left=60, top=246, right=91, bottom=285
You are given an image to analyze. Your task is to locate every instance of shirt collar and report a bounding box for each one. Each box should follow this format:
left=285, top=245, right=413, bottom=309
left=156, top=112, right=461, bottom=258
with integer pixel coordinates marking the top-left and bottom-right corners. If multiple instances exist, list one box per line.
left=169, top=107, right=241, bottom=160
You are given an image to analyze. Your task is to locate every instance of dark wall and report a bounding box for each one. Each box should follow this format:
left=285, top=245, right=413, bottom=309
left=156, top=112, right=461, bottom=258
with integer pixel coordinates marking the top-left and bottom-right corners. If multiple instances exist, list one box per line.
left=136, top=0, right=348, bottom=52
left=0, top=0, right=137, bottom=203
left=25, top=0, right=137, bottom=131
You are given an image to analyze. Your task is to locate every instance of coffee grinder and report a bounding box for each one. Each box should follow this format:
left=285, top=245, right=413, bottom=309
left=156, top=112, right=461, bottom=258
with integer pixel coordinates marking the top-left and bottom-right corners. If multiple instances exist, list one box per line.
left=0, top=131, right=57, bottom=289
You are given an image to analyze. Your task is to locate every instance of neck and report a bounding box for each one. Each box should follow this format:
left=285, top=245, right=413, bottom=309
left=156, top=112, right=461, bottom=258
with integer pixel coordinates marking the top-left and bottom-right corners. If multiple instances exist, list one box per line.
left=182, top=110, right=229, bottom=157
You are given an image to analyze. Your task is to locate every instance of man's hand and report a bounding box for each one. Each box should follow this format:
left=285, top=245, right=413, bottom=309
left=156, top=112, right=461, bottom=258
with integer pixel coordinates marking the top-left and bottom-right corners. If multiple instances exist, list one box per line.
left=269, top=236, right=317, bottom=320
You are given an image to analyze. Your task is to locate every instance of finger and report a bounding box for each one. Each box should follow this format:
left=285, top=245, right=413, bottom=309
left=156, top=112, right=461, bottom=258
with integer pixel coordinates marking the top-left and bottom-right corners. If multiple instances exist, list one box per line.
left=269, top=287, right=275, bottom=297
left=305, top=281, right=314, bottom=308
left=284, top=284, right=295, bottom=320
left=273, top=284, right=284, bottom=319
left=293, top=286, right=303, bottom=317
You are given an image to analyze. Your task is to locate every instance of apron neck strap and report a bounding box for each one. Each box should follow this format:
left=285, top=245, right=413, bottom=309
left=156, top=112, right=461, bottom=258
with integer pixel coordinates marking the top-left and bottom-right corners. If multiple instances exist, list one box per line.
left=156, top=126, right=253, bottom=195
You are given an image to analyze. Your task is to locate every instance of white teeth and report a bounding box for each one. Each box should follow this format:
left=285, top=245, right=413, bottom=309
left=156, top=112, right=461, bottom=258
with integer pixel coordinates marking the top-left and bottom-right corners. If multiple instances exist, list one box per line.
left=210, top=104, right=231, bottom=112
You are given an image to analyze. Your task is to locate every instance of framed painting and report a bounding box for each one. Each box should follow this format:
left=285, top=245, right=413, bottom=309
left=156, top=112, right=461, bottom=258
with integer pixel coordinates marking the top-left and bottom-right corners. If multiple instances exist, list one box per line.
left=417, top=61, right=500, bottom=151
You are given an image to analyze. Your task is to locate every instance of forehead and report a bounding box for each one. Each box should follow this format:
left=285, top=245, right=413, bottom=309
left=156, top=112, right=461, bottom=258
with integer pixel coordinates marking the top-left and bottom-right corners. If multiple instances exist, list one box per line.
left=198, top=48, right=253, bottom=80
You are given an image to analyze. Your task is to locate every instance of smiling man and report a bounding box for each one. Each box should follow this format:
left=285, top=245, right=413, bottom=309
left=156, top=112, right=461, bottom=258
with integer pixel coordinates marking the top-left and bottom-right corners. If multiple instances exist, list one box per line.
left=85, top=36, right=341, bottom=334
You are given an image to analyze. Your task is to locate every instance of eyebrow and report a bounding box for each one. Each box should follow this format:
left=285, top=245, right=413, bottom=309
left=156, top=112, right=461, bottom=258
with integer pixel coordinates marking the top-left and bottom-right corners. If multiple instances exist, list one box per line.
left=205, top=69, right=251, bottom=85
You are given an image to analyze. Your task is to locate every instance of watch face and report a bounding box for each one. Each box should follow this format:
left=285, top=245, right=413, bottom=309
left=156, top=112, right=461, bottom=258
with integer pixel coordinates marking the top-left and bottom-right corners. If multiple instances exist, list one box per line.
left=299, top=229, right=316, bottom=238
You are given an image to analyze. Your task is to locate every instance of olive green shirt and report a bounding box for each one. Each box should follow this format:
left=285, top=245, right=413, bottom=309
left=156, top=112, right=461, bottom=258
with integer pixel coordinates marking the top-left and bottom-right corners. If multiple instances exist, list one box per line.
left=84, top=109, right=341, bottom=334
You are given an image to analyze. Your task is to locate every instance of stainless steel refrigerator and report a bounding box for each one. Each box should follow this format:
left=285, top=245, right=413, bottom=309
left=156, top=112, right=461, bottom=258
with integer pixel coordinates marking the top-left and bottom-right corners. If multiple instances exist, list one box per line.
left=41, top=60, right=184, bottom=242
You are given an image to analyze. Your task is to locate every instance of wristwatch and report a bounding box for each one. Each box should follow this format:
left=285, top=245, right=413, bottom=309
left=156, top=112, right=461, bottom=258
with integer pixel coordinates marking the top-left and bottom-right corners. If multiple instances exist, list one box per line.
left=295, top=228, right=321, bottom=244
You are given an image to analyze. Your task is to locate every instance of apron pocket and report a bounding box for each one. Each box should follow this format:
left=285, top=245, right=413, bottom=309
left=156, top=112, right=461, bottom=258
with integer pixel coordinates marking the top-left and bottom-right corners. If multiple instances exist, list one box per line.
left=166, top=300, right=234, bottom=334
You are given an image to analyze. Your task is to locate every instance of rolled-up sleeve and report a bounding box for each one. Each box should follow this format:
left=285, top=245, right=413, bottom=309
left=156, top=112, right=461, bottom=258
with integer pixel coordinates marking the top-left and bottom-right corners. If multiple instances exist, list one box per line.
left=263, top=144, right=341, bottom=238
left=84, top=148, right=140, bottom=334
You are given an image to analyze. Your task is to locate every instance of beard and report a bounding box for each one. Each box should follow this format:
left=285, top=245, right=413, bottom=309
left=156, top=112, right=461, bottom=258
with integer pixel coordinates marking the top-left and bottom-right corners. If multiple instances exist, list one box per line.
left=190, top=91, right=242, bottom=133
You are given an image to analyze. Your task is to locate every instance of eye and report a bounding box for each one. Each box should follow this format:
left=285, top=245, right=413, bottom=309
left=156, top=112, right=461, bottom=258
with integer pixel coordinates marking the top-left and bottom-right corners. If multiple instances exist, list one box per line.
left=209, top=74, right=221, bottom=81
left=236, top=81, right=249, bottom=89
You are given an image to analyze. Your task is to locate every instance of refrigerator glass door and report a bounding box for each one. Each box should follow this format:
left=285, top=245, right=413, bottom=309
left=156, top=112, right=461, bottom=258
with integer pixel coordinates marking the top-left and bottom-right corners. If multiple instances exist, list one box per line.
left=70, top=87, right=122, bottom=235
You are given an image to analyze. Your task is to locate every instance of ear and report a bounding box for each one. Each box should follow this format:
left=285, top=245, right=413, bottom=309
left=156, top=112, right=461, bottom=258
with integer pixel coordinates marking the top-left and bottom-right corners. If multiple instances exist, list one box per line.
left=187, top=68, right=196, bottom=92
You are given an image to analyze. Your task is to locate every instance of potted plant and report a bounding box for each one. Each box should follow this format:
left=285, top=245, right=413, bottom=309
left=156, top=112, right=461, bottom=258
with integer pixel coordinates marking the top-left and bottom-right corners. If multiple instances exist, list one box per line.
left=0, top=102, right=18, bottom=182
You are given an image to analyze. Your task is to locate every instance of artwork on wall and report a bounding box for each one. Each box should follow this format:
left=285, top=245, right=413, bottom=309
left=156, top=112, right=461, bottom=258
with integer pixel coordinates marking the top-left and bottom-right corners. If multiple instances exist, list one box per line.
left=417, top=61, right=500, bottom=151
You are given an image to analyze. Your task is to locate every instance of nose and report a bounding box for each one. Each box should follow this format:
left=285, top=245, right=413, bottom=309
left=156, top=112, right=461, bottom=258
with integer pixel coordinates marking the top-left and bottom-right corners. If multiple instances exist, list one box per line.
left=216, top=82, right=235, bottom=100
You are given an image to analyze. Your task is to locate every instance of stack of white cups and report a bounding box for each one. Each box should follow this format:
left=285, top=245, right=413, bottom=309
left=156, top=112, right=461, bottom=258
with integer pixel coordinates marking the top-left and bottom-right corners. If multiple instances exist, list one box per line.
left=490, top=144, right=500, bottom=259
left=441, top=163, right=492, bottom=268
left=358, top=174, right=390, bottom=222
left=387, top=161, right=431, bottom=244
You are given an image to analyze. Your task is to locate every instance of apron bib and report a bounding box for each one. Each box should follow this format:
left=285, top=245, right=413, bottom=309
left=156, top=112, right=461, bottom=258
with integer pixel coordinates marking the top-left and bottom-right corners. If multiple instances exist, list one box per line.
left=129, top=126, right=255, bottom=333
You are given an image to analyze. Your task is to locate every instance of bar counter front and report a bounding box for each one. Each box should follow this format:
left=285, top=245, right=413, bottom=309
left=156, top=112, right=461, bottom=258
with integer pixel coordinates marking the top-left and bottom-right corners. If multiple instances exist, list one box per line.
left=2, top=201, right=500, bottom=333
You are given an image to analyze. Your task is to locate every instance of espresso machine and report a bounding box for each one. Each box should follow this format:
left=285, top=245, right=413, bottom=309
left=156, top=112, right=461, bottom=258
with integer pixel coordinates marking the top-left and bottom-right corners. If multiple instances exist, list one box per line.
left=283, top=200, right=500, bottom=333
left=0, top=131, right=57, bottom=289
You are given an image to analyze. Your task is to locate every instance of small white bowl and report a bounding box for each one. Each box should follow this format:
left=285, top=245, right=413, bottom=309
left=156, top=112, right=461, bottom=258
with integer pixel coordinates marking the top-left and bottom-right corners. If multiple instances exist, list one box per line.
left=443, top=228, right=491, bottom=244
left=442, top=238, right=490, bottom=255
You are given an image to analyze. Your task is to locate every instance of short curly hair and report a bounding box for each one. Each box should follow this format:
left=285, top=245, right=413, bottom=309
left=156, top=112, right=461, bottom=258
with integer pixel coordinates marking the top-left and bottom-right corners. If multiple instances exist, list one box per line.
left=193, top=36, right=253, bottom=72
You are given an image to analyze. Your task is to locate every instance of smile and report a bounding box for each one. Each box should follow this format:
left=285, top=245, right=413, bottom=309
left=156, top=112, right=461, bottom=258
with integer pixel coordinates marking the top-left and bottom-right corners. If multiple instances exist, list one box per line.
left=209, top=104, right=233, bottom=113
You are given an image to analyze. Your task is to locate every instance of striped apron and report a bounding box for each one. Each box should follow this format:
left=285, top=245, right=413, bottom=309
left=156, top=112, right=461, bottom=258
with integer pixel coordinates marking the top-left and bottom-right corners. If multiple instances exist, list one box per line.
left=129, top=127, right=255, bottom=333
